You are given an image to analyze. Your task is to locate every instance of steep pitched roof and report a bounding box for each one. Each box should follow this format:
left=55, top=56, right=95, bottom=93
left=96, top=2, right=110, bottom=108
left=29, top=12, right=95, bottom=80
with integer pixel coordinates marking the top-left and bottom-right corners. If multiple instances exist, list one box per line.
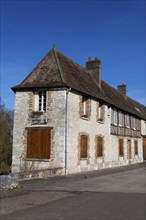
left=12, top=48, right=146, bottom=120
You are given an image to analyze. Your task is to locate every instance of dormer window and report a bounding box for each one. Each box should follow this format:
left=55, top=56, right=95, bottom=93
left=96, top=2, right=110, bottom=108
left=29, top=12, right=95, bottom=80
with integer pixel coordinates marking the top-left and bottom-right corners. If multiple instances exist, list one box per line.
left=34, top=91, right=47, bottom=112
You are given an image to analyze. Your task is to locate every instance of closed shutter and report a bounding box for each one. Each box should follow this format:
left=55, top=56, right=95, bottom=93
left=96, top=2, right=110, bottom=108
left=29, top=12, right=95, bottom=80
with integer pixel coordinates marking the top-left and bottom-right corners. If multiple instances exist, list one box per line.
left=119, top=139, right=124, bottom=156
left=27, top=128, right=51, bottom=159
left=134, top=140, right=138, bottom=155
left=81, top=135, right=87, bottom=158
left=97, top=136, right=103, bottom=157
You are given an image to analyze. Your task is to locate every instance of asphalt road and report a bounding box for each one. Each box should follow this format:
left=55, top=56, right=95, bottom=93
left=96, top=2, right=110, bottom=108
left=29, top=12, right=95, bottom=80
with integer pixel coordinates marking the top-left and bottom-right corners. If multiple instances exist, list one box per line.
left=1, top=163, right=146, bottom=220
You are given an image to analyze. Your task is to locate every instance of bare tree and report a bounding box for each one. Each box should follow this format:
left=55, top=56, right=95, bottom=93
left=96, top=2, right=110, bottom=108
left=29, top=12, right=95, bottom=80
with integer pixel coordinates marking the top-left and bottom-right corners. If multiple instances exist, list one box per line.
left=0, top=98, right=13, bottom=174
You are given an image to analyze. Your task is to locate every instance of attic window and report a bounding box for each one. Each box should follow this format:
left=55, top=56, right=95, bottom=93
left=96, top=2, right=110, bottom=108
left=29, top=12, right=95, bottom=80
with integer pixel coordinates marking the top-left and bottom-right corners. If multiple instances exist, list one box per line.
left=34, top=91, right=47, bottom=112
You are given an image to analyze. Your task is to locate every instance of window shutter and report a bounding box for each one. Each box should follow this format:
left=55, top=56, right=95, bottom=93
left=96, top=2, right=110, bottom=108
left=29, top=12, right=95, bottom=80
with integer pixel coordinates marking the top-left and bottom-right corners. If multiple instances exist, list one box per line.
left=134, top=140, right=138, bottom=155
left=27, top=129, right=33, bottom=158
left=27, top=128, right=51, bottom=159
left=119, top=139, right=123, bottom=156
left=81, top=135, right=87, bottom=158
left=97, top=136, right=103, bottom=157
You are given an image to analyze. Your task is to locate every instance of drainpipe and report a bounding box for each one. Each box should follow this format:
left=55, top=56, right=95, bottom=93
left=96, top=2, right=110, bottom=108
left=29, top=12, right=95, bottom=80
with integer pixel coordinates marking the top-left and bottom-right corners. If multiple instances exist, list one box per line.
left=65, top=87, right=71, bottom=175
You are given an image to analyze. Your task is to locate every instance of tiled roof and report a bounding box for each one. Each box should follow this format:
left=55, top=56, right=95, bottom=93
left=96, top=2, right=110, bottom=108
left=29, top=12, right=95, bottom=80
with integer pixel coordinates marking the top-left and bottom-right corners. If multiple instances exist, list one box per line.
left=12, top=48, right=146, bottom=120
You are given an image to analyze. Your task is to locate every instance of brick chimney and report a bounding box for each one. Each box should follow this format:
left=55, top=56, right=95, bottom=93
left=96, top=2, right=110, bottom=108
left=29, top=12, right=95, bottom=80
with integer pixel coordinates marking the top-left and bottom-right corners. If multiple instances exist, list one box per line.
left=86, top=57, right=101, bottom=88
left=117, top=83, right=127, bottom=96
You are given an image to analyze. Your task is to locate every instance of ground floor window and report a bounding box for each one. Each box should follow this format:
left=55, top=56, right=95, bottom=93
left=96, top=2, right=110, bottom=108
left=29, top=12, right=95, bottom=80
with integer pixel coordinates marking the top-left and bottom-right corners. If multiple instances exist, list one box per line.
left=119, top=139, right=124, bottom=156
left=80, top=134, right=88, bottom=158
left=26, top=128, right=51, bottom=159
left=96, top=136, right=103, bottom=157
left=134, top=140, right=138, bottom=156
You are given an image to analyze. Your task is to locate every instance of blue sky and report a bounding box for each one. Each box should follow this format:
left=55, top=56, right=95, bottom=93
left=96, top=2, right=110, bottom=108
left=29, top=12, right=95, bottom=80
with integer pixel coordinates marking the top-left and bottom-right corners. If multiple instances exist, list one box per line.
left=1, top=0, right=145, bottom=110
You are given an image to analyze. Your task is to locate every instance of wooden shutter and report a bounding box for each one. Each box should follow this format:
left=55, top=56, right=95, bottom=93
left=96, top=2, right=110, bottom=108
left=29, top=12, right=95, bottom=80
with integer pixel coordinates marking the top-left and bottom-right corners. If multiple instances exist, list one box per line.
left=97, top=136, right=103, bottom=157
left=119, top=139, right=123, bottom=156
left=81, top=135, right=87, bottom=158
left=134, top=140, right=138, bottom=155
left=27, top=129, right=33, bottom=158
left=27, top=128, right=51, bottom=159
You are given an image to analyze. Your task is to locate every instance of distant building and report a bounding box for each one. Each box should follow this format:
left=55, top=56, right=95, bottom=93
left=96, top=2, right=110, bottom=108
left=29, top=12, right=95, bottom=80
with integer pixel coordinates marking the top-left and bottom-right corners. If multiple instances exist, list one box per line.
left=11, top=47, right=146, bottom=177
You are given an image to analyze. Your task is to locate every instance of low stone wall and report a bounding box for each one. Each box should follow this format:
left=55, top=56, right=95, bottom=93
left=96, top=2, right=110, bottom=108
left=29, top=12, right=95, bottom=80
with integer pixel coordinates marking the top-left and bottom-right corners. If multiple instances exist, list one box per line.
left=15, top=167, right=63, bottom=180
left=0, top=175, right=18, bottom=189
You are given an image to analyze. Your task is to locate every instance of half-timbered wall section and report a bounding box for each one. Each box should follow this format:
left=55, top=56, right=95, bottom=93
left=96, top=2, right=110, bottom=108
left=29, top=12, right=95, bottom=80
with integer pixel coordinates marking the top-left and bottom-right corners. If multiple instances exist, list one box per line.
left=111, top=108, right=141, bottom=137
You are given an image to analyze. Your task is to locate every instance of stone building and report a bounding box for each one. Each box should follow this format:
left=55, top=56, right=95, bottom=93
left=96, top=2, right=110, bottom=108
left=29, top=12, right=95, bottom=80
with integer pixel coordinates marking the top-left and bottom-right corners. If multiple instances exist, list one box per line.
left=11, top=47, right=146, bottom=177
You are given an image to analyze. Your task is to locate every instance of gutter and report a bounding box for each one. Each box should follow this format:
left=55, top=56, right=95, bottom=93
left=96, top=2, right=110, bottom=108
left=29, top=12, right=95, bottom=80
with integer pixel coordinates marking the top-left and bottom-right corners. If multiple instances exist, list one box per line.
left=65, top=87, right=71, bottom=175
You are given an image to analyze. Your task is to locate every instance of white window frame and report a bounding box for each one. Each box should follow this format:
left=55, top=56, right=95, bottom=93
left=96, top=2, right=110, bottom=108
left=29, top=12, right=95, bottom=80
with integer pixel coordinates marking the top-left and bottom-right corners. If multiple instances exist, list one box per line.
left=34, top=91, right=47, bottom=112
left=118, top=111, right=123, bottom=127
left=112, top=108, right=117, bottom=125
left=82, top=97, right=87, bottom=115
left=125, top=114, right=130, bottom=128
left=132, top=117, right=136, bottom=130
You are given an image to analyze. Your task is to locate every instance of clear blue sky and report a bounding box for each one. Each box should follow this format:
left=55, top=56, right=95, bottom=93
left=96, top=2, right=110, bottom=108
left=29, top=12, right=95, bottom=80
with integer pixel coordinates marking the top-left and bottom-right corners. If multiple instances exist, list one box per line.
left=1, top=0, right=146, bottom=110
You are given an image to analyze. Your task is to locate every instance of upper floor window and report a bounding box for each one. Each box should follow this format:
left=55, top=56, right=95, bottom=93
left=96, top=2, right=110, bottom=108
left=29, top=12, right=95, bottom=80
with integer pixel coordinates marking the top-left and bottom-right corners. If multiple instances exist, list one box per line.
left=131, top=117, right=136, bottom=130
left=112, top=108, right=117, bottom=125
left=118, top=111, right=123, bottom=127
left=80, top=96, right=91, bottom=119
left=98, top=102, right=105, bottom=122
left=125, top=114, right=130, bottom=128
left=35, top=91, right=47, bottom=112
left=136, top=118, right=141, bottom=131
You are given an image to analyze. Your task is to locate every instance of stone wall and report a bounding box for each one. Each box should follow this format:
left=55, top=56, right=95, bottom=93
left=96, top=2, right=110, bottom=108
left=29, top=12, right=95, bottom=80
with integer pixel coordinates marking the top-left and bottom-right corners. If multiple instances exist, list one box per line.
left=12, top=90, right=66, bottom=174
left=12, top=89, right=144, bottom=176
left=66, top=91, right=143, bottom=174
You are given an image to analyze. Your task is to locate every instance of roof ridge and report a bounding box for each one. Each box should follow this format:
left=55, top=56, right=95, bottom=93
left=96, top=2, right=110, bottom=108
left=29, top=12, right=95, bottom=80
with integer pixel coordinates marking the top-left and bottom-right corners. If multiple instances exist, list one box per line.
left=53, top=47, right=67, bottom=87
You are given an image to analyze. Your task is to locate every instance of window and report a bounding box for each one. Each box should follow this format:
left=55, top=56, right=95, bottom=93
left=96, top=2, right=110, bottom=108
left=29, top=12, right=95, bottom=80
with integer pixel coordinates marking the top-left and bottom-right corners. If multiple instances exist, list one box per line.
left=136, top=118, right=141, bottom=131
left=119, top=139, right=124, bottom=156
left=80, top=96, right=91, bottom=118
left=131, top=117, right=136, bottom=130
left=35, top=91, right=47, bottom=112
left=27, top=128, right=51, bottom=159
left=112, top=108, right=117, bottom=125
left=118, top=111, right=123, bottom=127
left=97, top=136, right=103, bottom=157
left=80, top=135, right=88, bottom=158
left=98, top=102, right=105, bottom=122
left=82, top=97, right=88, bottom=116
left=125, top=114, right=130, bottom=128
left=134, top=140, right=138, bottom=156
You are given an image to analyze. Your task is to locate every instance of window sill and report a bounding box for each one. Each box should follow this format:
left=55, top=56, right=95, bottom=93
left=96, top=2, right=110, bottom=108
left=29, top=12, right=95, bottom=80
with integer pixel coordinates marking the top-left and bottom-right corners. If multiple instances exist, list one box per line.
left=25, top=158, right=51, bottom=162
left=81, top=116, right=90, bottom=121
left=98, top=120, right=104, bottom=124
